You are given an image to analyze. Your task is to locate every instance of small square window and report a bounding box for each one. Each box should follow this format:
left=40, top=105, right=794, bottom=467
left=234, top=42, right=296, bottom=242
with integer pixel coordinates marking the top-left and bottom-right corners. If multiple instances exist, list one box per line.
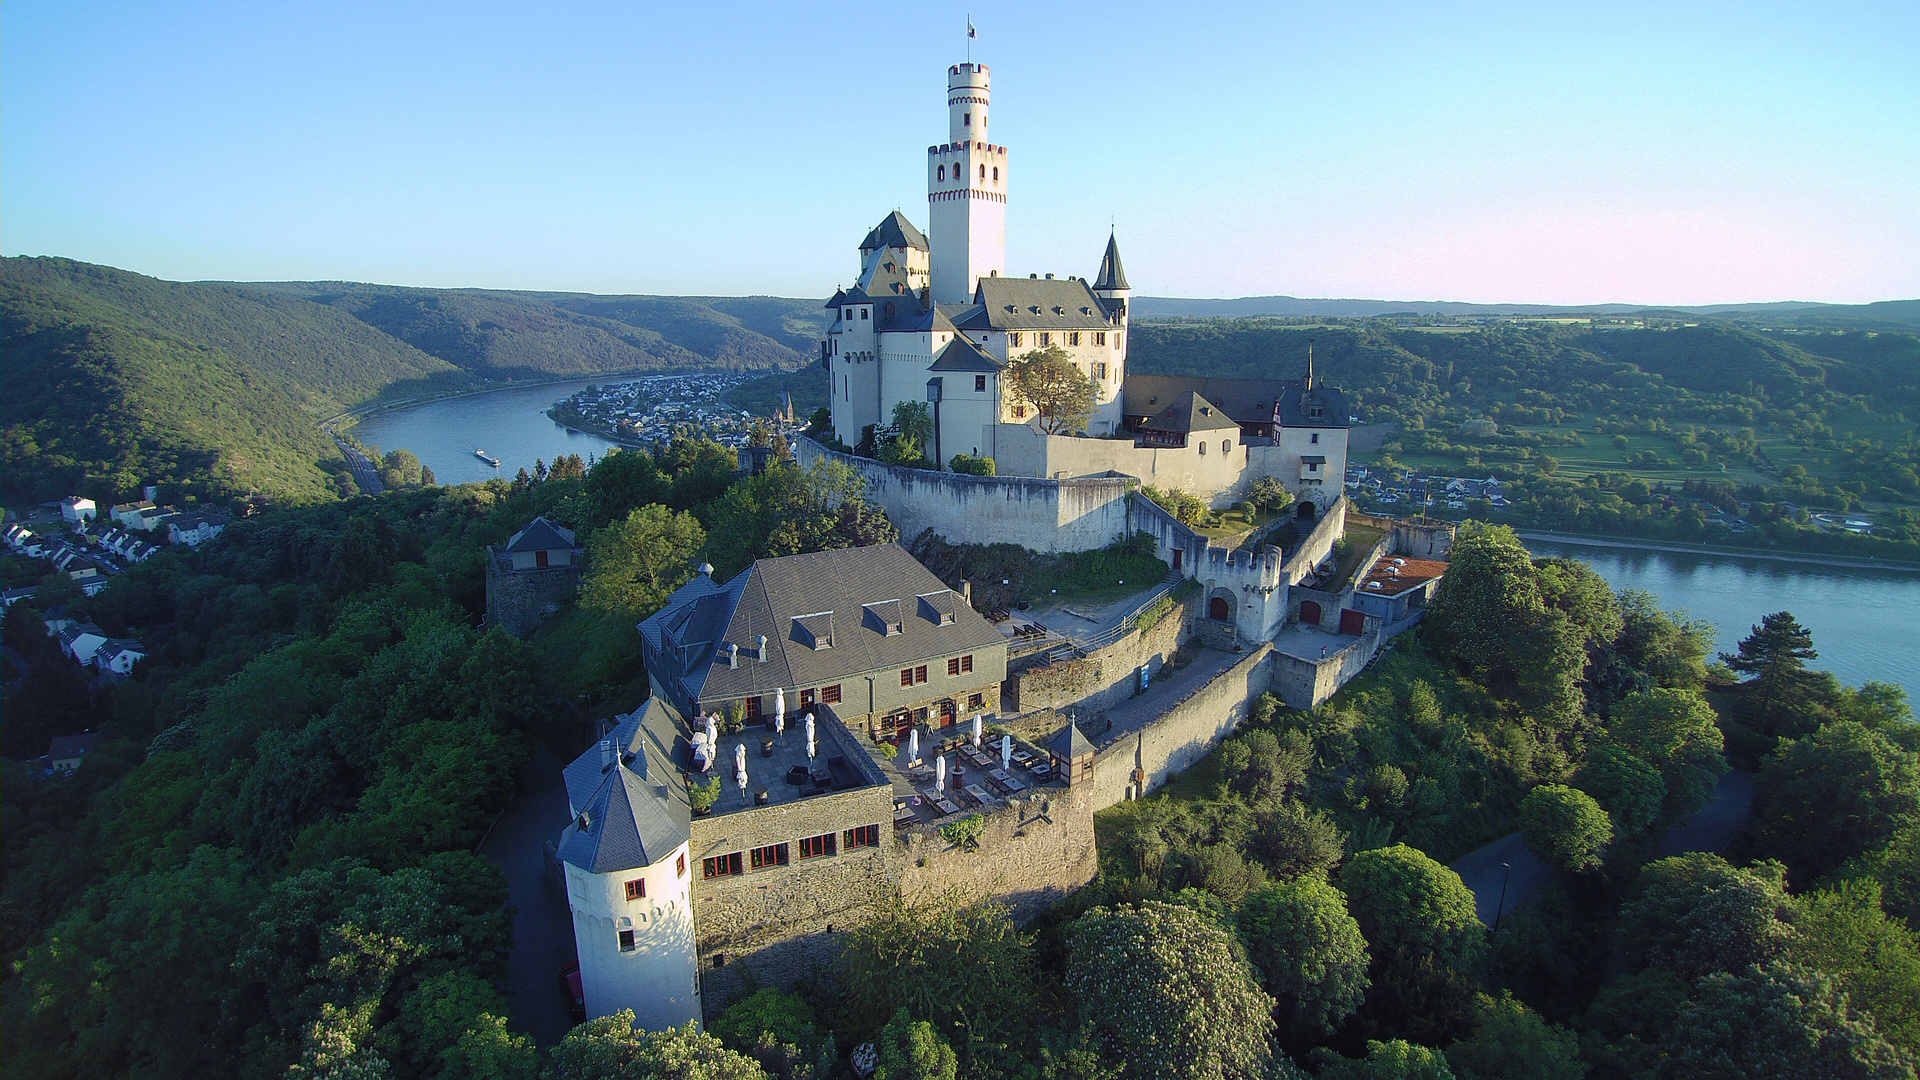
left=975, top=375, right=987, bottom=392
left=823, top=684, right=842, bottom=705
left=961, top=654, right=973, bottom=674
left=1012, top=405, right=1026, bottom=419
left=750, top=843, right=789, bottom=870
left=860, top=309, right=868, bottom=320
left=948, top=657, right=961, bottom=677
left=901, top=668, right=914, bottom=688
left=1095, top=331, right=1107, bottom=346
left=1311, top=433, right=1320, bottom=444
left=677, top=852, right=687, bottom=877
left=1068, top=332, right=1081, bottom=347
left=625, top=878, right=645, bottom=902
left=619, top=929, right=636, bottom=952
left=1010, top=333, right=1022, bottom=348
left=968, top=692, right=984, bottom=708
left=915, top=665, right=928, bottom=684
left=801, top=688, right=815, bottom=706
left=1039, top=332, right=1051, bottom=346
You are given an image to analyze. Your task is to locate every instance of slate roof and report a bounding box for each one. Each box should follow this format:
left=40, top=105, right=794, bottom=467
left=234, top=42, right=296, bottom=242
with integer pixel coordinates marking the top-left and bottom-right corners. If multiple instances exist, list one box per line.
left=48, top=733, right=97, bottom=758
left=954, top=277, right=1117, bottom=331
left=1140, top=391, right=1239, bottom=436
left=559, top=698, right=692, bottom=874
left=1275, top=381, right=1351, bottom=429
left=504, top=516, right=577, bottom=553
left=928, top=334, right=1005, bottom=373
left=1123, top=376, right=1291, bottom=425
left=860, top=211, right=930, bottom=253
left=1050, top=722, right=1095, bottom=759
left=1093, top=233, right=1129, bottom=292
left=640, top=544, right=1004, bottom=707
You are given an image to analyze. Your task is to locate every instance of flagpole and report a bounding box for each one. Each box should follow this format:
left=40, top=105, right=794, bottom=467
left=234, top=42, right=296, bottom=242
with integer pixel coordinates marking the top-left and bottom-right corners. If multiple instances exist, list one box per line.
left=967, top=15, right=972, bottom=62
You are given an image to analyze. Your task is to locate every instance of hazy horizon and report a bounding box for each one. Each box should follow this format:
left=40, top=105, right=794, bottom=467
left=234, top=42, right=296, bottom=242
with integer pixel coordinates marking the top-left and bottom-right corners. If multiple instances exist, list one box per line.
left=6, top=1, right=1916, bottom=305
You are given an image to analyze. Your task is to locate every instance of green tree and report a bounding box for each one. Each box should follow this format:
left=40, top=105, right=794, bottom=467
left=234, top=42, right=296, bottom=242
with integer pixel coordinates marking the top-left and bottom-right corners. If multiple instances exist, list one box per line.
left=1518, top=784, right=1613, bottom=873
left=1613, top=589, right=1714, bottom=690
left=837, top=895, right=1037, bottom=1051
left=1007, top=345, right=1098, bottom=434
left=550, top=1015, right=768, bottom=1080
left=1249, top=476, right=1295, bottom=515
left=1723, top=611, right=1829, bottom=736
left=1317, top=1040, right=1457, bottom=1080
left=583, top=447, right=671, bottom=529
left=873, top=1007, right=958, bottom=1080
left=1340, top=845, right=1485, bottom=973
left=1238, top=875, right=1372, bottom=1040
left=703, top=459, right=897, bottom=578
left=880, top=400, right=935, bottom=467
left=1606, top=687, right=1729, bottom=818
left=1617, top=853, right=1796, bottom=979
left=1661, top=963, right=1915, bottom=1080
left=1065, top=900, right=1284, bottom=1080
left=1751, top=721, right=1920, bottom=884
left=1790, top=880, right=1920, bottom=1057
left=1574, top=746, right=1667, bottom=836
left=582, top=504, right=708, bottom=617
left=1443, top=993, right=1586, bottom=1080
left=1841, top=818, right=1920, bottom=927
left=1422, top=523, right=1585, bottom=723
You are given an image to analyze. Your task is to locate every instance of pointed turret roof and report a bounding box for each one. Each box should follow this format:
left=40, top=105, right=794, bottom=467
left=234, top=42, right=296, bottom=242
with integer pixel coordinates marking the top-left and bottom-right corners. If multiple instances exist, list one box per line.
left=860, top=211, right=930, bottom=253
left=1093, top=232, right=1129, bottom=292
left=1050, top=722, right=1095, bottom=760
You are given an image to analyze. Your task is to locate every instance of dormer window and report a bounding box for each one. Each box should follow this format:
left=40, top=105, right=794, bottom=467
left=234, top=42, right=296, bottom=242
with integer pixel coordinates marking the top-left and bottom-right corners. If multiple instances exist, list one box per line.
left=863, top=600, right=904, bottom=636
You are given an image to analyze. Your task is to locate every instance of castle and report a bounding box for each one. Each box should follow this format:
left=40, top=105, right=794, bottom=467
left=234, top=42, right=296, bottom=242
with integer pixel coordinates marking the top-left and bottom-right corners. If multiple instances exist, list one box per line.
left=558, top=54, right=1452, bottom=1032
left=820, top=62, right=1349, bottom=518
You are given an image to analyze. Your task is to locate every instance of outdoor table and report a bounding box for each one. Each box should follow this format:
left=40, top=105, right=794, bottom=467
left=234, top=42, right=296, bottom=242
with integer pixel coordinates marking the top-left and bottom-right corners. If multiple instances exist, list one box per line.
left=964, top=784, right=993, bottom=804
left=935, top=797, right=960, bottom=815
left=893, top=806, right=917, bottom=825
left=1028, top=761, right=1052, bottom=778
left=989, top=768, right=1012, bottom=783
left=1001, top=775, right=1026, bottom=792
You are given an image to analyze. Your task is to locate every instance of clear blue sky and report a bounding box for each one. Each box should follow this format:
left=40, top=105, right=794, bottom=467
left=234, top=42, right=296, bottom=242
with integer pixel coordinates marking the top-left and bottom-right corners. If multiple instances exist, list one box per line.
left=6, top=1, right=1916, bottom=304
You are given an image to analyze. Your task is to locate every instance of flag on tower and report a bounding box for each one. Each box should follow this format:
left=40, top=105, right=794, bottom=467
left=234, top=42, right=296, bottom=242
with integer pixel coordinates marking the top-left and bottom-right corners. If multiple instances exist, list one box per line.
left=968, top=20, right=975, bottom=38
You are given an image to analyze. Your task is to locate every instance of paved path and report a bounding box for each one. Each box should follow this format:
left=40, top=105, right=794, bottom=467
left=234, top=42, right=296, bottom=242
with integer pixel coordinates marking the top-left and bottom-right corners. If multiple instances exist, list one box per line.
left=480, top=749, right=579, bottom=1047
left=1091, top=646, right=1246, bottom=747
left=1450, top=769, right=1755, bottom=927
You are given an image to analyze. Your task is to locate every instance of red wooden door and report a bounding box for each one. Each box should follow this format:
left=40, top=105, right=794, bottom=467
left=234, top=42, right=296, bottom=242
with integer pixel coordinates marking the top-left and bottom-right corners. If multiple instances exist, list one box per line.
left=1299, top=600, right=1323, bottom=626
left=1339, top=609, right=1366, bottom=636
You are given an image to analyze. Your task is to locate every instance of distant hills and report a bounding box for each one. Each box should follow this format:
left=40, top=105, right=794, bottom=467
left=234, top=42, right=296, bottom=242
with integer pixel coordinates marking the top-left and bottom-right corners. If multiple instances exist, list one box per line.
left=5, top=254, right=1914, bottom=506
left=1133, top=295, right=1920, bottom=331
left=1, top=257, right=826, bottom=503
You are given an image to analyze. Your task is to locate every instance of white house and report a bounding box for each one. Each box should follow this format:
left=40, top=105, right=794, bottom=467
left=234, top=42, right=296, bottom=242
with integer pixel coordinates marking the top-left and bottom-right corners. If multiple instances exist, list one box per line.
left=111, top=500, right=158, bottom=529
left=58, top=623, right=110, bottom=666
left=94, top=639, right=146, bottom=677
left=48, top=733, right=97, bottom=774
left=60, top=497, right=97, bottom=524
left=168, top=513, right=229, bottom=548
left=558, top=698, right=700, bottom=1031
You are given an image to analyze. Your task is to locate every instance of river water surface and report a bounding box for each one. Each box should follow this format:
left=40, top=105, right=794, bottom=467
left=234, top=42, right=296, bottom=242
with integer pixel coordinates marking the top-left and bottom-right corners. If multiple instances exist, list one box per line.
left=351, top=387, right=1920, bottom=701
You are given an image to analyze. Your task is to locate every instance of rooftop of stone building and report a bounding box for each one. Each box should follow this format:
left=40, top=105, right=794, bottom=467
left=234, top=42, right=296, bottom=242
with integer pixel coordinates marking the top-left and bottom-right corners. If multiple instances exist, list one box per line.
left=1359, top=555, right=1448, bottom=597
left=686, top=705, right=890, bottom=817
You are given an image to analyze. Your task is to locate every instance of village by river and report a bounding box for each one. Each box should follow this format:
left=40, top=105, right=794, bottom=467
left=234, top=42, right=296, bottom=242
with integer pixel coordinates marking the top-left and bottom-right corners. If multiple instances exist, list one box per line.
left=352, top=386, right=1920, bottom=702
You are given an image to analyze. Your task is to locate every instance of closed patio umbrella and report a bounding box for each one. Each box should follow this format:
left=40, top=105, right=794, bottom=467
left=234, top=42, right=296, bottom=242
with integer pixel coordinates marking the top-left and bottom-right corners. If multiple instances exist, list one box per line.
left=775, top=687, right=785, bottom=733
left=1001, top=733, right=1012, bottom=770
left=936, top=754, right=946, bottom=795
left=806, top=714, right=817, bottom=760
left=735, top=742, right=748, bottom=796
left=972, top=714, right=983, bottom=747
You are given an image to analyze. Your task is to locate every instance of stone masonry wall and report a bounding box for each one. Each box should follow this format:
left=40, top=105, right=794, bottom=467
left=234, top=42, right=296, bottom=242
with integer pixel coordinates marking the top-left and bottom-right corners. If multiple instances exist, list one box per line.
left=897, top=781, right=1099, bottom=924
left=1005, top=595, right=1197, bottom=717
left=796, top=438, right=1132, bottom=553
left=1090, top=644, right=1278, bottom=809
left=689, top=783, right=898, bottom=1007
left=1271, top=624, right=1384, bottom=711
left=485, top=559, right=582, bottom=637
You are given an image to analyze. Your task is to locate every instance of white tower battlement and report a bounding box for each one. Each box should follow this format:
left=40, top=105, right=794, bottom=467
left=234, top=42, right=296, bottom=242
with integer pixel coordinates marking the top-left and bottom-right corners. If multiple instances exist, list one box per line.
left=929, top=62, right=1008, bottom=304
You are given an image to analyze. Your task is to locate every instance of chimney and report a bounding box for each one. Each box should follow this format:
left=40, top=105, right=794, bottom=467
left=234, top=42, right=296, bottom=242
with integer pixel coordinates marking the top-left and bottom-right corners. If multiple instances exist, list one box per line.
left=756, top=634, right=768, bottom=662
left=727, top=643, right=739, bottom=669
left=961, top=580, right=972, bottom=606
left=599, top=738, right=615, bottom=772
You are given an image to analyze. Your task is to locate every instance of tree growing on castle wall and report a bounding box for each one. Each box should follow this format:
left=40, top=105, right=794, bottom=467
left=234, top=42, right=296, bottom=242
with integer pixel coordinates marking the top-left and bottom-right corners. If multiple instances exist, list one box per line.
left=880, top=402, right=934, bottom=468
left=1007, top=345, right=1098, bottom=435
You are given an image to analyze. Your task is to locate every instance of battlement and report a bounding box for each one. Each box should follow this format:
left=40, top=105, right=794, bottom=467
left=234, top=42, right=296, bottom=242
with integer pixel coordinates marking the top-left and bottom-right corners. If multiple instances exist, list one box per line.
left=928, top=143, right=1007, bottom=155
left=948, top=62, right=990, bottom=80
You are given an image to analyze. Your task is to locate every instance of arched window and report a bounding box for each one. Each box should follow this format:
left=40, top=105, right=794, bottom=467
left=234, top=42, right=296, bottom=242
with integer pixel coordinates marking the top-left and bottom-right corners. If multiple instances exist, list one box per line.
left=937, top=165, right=945, bottom=181
left=1198, top=441, right=1207, bottom=456
left=992, top=167, right=999, bottom=182
left=979, top=163, right=986, bottom=181
left=1223, top=439, right=1232, bottom=454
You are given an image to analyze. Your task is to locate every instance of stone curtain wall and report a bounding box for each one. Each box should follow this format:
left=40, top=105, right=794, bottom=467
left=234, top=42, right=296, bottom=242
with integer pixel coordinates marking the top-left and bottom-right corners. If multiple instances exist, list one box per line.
left=1090, top=643, right=1278, bottom=809
left=1005, top=594, right=1197, bottom=716
left=898, top=782, right=1099, bottom=924
left=796, top=438, right=1132, bottom=553
left=1280, top=497, right=1350, bottom=586
left=993, top=424, right=1249, bottom=508
left=1271, top=623, right=1385, bottom=710
left=689, top=783, right=898, bottom=1007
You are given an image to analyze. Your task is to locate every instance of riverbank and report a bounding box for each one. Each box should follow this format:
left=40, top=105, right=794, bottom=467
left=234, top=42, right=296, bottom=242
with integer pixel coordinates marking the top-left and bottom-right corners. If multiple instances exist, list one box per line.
left=544, top=409, right=650, bottom=449
left=1516, top=529, right=1920, bottom=574
left=320, top=367, right=744, bottom=432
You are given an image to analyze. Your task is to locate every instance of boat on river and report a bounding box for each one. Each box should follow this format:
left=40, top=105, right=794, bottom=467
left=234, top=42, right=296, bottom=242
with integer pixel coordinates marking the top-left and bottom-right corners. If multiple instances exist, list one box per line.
left=473, top=449, right=500, bottom=467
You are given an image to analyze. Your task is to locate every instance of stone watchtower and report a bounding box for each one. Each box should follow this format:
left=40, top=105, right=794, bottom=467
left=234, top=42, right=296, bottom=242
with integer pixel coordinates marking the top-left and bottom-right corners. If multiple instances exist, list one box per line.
left=928, top=62, right=1008, bottom=304
left=484, top=516, right=585, bottom=637
left=1049, top=722, right=1096, bottom=787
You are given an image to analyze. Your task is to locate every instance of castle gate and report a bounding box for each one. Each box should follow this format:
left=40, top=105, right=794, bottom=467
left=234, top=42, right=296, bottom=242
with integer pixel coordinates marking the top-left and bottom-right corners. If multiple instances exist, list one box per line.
left=1299, top=599, right=1323, bottom=626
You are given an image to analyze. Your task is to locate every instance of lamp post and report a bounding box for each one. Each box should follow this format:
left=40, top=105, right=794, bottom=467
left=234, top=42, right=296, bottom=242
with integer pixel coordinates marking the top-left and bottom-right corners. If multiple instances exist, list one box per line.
left=1494, top=861, right=1512, bottom=931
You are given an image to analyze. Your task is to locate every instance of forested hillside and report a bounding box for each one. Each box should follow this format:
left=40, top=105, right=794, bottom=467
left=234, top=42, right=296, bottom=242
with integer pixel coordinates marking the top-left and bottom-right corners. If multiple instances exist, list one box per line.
left=0, top=257, right=825, bottom=505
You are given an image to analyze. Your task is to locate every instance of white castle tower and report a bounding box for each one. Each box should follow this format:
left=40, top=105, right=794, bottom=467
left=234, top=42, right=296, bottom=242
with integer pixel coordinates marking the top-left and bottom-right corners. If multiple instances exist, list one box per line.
left=928, top=63, right=1008, bottom=304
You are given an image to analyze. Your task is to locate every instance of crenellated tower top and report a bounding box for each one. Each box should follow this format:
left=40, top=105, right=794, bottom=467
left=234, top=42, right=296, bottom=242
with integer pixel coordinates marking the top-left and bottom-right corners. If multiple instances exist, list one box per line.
left=947, top=63, right=990, bottom=143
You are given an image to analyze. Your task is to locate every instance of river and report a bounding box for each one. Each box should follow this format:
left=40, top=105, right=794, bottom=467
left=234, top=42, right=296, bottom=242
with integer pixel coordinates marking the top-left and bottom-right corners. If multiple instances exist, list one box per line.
left=1524, top=537, right=1920, bottom=702
left=348, top=387, right=1920, bottom=701
left=350, top=380, right=621, bottom=487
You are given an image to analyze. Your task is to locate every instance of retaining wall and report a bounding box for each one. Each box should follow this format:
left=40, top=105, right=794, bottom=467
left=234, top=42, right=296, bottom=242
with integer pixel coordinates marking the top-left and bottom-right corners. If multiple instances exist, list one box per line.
left=796, top=438, right=1132, bottom=553
left=897, top=782, right=1099, bottom=923
left=1089, top=644, right=1278, bottom=809
left=1003, top=595, right=1196, bottom=717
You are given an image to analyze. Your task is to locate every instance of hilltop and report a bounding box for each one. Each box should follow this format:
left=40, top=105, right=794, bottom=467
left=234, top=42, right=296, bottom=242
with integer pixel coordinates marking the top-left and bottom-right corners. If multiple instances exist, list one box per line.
left=0, top=257, right=826, bottom=504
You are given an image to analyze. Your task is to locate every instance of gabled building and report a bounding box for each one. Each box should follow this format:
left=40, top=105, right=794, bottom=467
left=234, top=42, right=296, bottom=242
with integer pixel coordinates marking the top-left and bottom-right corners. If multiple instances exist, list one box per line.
left=111, top=500, right=158, bottom=528
left=94, top=638, right=147, bottom=677
left=485, top=516, right=586, bottom=637
left=60, top=496, right=97, bottom=524
left=58, top=623, right=110, bottom=666
left=48, top=733, right=97, bottom=774
left=638, top=544, right=1007, bottom=742
left=168, top=512, right=229, bottom=548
